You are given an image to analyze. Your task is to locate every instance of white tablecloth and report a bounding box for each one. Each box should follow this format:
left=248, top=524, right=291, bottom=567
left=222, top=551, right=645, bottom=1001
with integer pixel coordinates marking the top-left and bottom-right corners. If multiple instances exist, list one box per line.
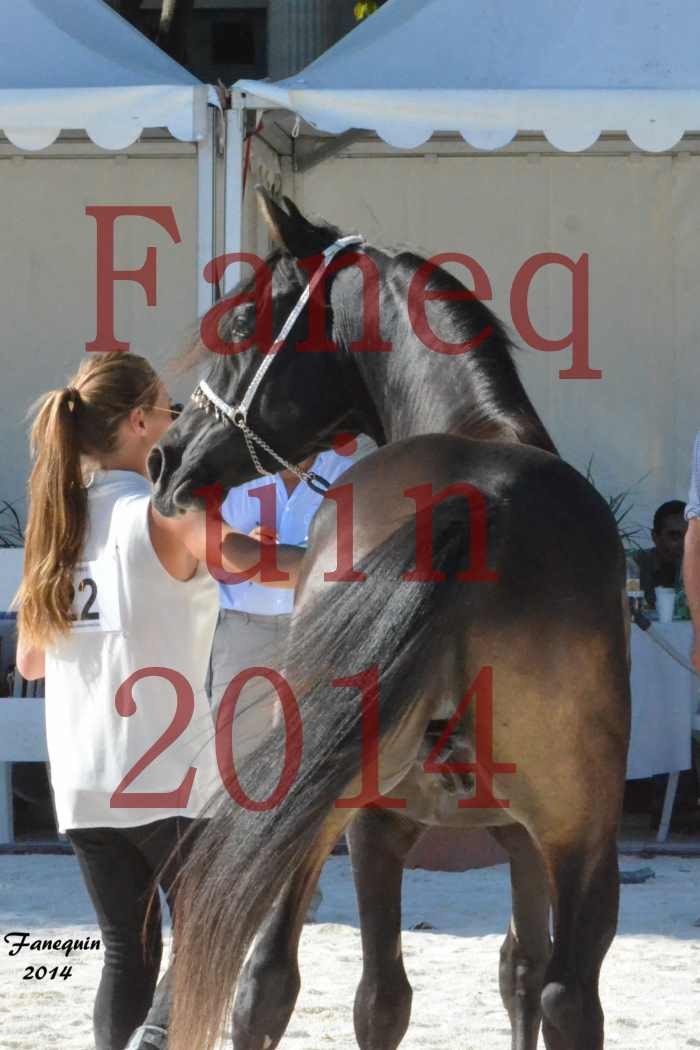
left=628, top=622, right=696, bottom=779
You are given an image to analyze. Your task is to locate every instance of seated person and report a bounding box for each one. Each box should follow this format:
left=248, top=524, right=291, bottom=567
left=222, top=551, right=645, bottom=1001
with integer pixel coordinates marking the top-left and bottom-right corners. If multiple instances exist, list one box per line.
left=634, top=499, right=687, bottom=606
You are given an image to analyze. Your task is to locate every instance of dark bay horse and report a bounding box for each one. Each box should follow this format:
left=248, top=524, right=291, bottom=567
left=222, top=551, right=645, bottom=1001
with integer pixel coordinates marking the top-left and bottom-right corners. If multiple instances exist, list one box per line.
left=150, top=194, right=630, bottom=1050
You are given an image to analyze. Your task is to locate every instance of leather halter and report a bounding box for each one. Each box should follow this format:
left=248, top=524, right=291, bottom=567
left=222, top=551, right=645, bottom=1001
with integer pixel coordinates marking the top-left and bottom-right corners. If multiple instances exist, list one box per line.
left=190, top=234, right=364, bottom=495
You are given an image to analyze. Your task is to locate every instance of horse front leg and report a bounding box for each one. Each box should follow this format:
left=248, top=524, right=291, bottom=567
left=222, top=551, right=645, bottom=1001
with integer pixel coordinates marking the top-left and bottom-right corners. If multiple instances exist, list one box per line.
left=491, top=824, right=552, bottom=1050
left=348, top=808, right=424, bottom=1050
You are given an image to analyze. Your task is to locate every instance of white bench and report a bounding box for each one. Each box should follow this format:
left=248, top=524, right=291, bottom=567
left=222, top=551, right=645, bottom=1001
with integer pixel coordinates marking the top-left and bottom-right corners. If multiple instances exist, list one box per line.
left=0, top=684, right=49, bottom=843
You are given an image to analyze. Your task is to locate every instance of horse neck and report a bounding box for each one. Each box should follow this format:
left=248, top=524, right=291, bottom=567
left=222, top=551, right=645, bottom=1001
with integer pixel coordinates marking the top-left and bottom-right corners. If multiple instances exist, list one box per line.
left=374, top=361, right=555, bottom=453
left=333, top=304, right=555, bottom=457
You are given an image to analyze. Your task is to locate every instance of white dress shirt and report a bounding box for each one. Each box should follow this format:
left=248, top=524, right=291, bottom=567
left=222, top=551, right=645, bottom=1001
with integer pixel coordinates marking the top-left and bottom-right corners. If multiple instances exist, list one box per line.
left=218, top=446, right=368, bottom=615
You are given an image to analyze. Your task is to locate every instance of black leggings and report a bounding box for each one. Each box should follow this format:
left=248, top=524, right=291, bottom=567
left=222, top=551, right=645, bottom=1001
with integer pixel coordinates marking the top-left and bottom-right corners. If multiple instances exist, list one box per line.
left=67, top=818, right=202, bottom=1050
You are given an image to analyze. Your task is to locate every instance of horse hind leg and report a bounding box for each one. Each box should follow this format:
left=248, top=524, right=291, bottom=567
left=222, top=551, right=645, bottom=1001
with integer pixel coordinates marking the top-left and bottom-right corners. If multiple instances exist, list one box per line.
left=538, top=837, right=619, bottom=1050
left=491, top=825, right=552, bottom=1050
left=348, top=809, right=424, bottom=1050
left=231, top=816, right=345, bottom=1050
left=230, top=878, right=305, bottom=1050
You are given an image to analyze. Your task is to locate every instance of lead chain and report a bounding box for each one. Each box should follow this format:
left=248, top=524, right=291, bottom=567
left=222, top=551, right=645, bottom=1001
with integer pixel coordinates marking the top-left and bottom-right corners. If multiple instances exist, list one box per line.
left=193, top=387, right=328, bottom=491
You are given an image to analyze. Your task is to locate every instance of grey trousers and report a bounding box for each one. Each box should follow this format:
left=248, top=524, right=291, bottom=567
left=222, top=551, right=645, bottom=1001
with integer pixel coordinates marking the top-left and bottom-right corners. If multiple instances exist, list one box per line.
left=205, top=608, right=324, bottom=921
left=206, top=609, right=292, bottom=765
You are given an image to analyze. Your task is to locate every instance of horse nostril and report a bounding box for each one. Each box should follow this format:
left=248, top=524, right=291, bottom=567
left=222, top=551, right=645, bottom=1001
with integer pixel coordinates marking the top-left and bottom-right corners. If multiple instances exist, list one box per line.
left=148, top=446, right=165, bottom=485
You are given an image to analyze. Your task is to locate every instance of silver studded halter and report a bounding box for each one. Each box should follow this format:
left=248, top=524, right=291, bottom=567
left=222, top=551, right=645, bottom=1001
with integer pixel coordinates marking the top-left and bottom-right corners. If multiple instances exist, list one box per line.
left=191, top=234, right=364, bottom=495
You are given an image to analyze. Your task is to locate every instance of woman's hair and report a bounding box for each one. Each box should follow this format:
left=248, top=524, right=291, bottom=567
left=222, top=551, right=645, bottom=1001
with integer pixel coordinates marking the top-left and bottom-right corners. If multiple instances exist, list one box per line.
left=16, top=352, right=159, bottom=648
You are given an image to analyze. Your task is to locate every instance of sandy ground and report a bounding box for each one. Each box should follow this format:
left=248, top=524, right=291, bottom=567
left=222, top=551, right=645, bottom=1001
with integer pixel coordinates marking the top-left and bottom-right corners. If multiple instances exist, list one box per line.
left=1, top=852, right=698, bottom=1049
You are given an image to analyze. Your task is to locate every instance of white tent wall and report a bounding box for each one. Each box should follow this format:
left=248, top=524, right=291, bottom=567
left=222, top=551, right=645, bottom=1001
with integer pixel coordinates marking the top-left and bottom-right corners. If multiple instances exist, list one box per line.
left=283, top=145, right=700, bottom=530
left=0, top=137, right=202, bottom=511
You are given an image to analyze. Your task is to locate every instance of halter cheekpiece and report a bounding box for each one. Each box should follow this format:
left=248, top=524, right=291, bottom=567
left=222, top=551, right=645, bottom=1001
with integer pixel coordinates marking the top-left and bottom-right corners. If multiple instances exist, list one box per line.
left=190, top=234, right=364, bottom=495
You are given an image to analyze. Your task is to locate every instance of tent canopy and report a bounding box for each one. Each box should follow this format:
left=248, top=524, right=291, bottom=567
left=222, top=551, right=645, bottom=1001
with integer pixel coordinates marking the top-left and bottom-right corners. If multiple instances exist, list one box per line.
left=0, top=0, right=208, bottom=150
left=237, top=0, right=700, bottom=152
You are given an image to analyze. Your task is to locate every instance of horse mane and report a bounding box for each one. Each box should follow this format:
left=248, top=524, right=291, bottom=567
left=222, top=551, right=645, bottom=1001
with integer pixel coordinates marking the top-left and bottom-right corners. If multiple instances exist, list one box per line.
left=376, top=250, right=557, bottom=453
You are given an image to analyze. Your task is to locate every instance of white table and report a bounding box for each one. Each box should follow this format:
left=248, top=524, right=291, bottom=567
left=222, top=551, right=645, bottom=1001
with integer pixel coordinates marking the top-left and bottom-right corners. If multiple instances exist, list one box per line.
left=0, top=695, right=48, bottom=843
left=628, top=621, right=697, bottom=841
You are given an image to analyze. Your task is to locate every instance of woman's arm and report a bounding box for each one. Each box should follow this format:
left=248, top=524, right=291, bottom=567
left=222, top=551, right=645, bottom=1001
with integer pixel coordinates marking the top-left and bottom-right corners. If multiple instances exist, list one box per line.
left=16, top=636, right=45, bottom=681
left=149, top=504, right=304, bottom=589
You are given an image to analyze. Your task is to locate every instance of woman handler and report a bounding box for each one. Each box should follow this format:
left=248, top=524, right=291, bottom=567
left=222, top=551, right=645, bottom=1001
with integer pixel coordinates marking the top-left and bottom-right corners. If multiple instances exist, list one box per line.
left=15, top=352, right=302, bottom=1050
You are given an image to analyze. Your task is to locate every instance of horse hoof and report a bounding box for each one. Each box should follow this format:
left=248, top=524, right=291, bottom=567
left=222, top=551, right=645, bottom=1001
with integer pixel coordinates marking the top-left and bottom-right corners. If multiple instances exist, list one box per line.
left=124, top=1025, right=168, bottom=1049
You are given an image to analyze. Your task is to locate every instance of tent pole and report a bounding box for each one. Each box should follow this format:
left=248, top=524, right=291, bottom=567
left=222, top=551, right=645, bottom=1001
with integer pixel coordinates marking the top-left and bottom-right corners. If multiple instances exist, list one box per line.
left=224, top=92, right=247, bottom=294
left=196, top=105, right=216, bottom=317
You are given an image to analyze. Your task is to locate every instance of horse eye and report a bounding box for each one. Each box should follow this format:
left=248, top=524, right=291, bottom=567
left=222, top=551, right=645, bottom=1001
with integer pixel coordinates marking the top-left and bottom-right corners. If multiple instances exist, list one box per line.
left=230, top=315, right=251, bottom=337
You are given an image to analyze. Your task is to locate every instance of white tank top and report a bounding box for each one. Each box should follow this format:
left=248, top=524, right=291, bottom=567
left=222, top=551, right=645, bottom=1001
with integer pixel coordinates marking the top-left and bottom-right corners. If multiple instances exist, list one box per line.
left=45, top=470, right=220, bottom=832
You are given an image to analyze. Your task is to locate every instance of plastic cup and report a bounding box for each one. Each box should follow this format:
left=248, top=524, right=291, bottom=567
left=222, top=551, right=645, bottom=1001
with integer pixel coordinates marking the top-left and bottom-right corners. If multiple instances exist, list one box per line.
left=655, top=587, right=676, bottom=623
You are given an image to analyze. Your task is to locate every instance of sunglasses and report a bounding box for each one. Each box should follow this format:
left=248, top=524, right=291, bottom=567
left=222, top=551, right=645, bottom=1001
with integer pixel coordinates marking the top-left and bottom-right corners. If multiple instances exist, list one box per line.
left=150, top=401, right=184, bottom=421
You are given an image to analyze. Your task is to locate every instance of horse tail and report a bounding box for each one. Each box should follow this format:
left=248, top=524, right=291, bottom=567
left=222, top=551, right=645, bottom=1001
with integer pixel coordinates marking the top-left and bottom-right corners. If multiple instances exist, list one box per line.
left=170, top=495, right=486, bottom=1050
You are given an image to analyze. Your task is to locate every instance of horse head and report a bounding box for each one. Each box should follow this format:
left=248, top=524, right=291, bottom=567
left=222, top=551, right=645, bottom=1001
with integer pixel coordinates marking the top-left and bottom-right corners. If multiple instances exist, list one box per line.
left=149, top=192, right=376, bottom=515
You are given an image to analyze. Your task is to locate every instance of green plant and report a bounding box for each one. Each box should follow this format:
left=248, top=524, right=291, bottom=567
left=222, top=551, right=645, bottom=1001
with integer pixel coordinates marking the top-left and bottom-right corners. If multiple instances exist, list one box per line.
left=0, top=501, right=24, bottom=548
left=354, top=1, right=380, bottom=21
left=584, top=458, right=646, bottom=550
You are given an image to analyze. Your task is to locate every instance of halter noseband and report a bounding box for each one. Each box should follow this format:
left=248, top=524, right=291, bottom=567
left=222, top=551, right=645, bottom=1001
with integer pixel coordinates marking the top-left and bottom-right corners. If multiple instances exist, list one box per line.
left=191, top=234, right=364, bottom=495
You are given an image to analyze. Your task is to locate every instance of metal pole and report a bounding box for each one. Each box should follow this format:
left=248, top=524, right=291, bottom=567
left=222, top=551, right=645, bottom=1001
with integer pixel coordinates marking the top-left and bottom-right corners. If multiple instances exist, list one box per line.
left=224, top=95, right=246, bottom=294
left=196, top=106, right=216, bottom=316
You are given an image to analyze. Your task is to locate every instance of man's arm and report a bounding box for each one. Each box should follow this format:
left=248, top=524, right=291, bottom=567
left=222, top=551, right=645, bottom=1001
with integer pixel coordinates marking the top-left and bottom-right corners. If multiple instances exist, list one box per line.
left=684, top=432, right=700, bottom=671
left=684, top=519, right=700, bottom=672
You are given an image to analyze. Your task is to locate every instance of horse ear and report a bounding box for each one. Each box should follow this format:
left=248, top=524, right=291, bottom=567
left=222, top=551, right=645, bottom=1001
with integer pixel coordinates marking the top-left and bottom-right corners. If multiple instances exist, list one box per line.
left=256, top=188, right=297, bottom=248
left=256, top=187, right=335, bottom=258
left=281, top=196, right=313, bottom=228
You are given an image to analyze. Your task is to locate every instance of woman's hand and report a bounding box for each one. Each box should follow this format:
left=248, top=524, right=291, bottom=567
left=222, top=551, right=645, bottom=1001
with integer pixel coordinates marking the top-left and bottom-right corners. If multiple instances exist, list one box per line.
left=16, top=636, right=45, bottom=681
left=249, top=525, right=278, bottom=545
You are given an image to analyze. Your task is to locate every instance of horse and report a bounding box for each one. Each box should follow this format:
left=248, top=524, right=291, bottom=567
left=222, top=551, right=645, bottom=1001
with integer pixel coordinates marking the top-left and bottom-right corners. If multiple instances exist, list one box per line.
left=149, top=192, right=630, bottom=1050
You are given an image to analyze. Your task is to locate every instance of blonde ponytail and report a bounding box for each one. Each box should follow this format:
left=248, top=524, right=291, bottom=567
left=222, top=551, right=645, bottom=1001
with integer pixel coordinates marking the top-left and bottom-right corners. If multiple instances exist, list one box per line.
left=16, top=352, right=158, bottom=647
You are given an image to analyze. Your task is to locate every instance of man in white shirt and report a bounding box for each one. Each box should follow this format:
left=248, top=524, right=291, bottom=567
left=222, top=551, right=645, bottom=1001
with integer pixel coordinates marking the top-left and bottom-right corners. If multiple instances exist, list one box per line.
left=206, top=442, right=370, bottom=763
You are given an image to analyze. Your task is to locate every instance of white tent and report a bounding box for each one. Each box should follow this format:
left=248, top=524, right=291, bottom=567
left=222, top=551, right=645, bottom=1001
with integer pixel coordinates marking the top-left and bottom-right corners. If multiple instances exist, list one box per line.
left=235, top=0, right=700, bottom=153
left=228, top=0, right=700, bottom=265
left=0, top=0, right=216, bottom=313
left=0, top=0, right=209, bottom=150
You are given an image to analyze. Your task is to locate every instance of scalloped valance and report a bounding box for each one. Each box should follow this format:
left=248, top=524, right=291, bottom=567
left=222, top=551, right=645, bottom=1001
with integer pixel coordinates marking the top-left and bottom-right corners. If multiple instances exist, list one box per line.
left=236, top=0, right=700, bottom=153
left=0, top=0, right=208, bottom=151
